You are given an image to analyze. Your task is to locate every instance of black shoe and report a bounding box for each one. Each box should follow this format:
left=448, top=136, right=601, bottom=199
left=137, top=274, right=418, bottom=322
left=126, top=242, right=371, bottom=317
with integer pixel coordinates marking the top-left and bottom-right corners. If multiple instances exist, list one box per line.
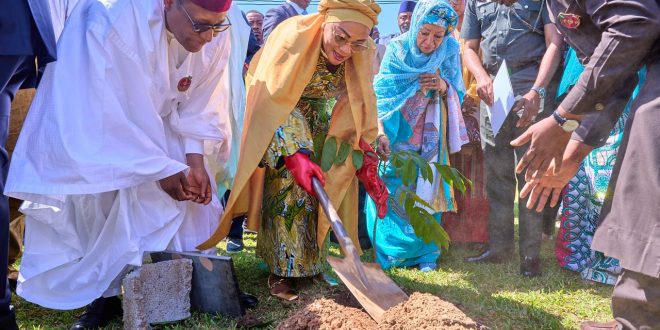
left=70, top=296, right=123, bottom=330
left=0, top=306, right=18, bottom=330
left=240, top=292, right=259, bottom=309
left=465, top=249, right=510, bottom=263
left=8, top=278, right=17, bottom=293
left=226, top=238, right=244, bottom=253
left=520, top=256, right=541, bottom=277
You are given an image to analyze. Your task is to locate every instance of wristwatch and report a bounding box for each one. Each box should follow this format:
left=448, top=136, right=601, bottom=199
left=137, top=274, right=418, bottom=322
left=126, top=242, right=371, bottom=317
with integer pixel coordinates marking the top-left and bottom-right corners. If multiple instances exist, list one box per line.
left=552, top=111, right=580, bottom=132
left=531, top=86, right=546, bottom=99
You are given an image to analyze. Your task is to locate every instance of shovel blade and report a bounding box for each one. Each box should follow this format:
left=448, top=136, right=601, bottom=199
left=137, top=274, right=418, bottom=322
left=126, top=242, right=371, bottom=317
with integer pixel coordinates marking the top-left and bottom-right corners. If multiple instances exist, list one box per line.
left=327, top=256, right=408, bottom=323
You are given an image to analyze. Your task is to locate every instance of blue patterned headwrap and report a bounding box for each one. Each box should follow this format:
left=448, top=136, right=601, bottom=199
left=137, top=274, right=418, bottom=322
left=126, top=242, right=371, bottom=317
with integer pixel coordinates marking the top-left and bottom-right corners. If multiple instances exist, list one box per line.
left=374, top=0, right=464, bottom=144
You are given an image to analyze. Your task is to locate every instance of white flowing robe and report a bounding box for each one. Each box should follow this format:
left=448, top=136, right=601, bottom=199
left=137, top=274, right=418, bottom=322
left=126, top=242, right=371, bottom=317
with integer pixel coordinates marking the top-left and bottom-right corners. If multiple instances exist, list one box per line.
left=5, top=0, right=238, bottom=310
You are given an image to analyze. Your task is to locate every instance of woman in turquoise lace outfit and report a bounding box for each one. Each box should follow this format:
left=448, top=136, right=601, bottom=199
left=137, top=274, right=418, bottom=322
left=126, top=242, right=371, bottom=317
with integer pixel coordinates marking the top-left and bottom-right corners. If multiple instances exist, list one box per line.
left=366, top=0, right=468, bottom=271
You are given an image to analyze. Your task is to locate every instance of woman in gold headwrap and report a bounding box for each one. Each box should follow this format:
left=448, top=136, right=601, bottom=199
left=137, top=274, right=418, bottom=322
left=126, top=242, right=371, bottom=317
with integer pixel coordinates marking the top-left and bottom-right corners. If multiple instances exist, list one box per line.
left=196, top=0, right=387, bottom=301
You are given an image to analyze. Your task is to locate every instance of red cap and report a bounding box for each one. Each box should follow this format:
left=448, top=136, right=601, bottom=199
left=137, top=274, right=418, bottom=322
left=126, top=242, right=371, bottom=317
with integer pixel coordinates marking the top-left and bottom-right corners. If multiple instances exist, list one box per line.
left=189, top=0, right=232, bottom=12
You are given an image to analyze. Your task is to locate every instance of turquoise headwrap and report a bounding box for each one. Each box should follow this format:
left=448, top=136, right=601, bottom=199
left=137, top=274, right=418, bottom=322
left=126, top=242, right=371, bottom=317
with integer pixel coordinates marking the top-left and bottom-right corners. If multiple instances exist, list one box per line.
left=417, top=2, right=458, bottom=33
left=374, top=0, right=464, bottom=145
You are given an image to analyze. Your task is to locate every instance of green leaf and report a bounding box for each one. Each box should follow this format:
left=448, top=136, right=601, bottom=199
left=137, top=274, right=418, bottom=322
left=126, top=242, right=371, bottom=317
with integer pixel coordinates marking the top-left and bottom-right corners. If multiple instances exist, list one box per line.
left=404, top=194, right=416, bottom=214
left=398, top=189, right=408, bottom=205
left=457, top=169, right=473, bottom=189
left=436, top=164, right=455, bottom=187
left=335, top=142, right=351, bottom=166
left=403, top=159, right=417, bottom=186
left=312, top=133, right=326, bottom=164
left=320, top=137, right=337, bottom=172
left=351, top=150, right=364, bottom=170
left=450, top=167, right=467, bottom=193
left=412, top=155, right=434, bottom=183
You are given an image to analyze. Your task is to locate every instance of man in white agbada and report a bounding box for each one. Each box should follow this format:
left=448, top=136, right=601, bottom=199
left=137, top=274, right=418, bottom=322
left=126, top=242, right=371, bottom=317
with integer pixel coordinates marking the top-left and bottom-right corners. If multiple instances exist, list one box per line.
left=4, top=0, right=243, bottom=327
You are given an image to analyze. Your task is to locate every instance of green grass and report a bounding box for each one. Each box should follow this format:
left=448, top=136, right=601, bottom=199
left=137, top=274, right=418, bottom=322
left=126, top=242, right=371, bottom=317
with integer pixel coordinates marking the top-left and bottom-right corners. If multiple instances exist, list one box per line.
left=14, top=230, right=613, bottom=330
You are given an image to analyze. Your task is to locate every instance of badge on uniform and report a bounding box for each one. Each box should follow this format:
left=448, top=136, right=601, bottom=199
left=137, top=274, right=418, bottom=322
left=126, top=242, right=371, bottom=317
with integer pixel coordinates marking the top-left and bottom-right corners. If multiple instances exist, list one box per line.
left=557, top=12, right=580, bottom=29
left=178, top=76, right=192, bottom=92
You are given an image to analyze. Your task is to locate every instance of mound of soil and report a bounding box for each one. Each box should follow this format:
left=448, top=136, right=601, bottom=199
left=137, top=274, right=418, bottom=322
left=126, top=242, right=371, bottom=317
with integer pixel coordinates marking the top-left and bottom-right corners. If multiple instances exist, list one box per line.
left=276, top=298, right=378, bottom=330
left=277, top=292, right=485, bottom=330
left=379, top=292, right=481, bottom=329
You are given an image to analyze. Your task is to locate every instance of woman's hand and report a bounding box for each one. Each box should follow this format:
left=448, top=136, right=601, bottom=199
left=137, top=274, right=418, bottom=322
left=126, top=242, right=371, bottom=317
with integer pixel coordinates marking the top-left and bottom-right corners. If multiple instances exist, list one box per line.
left=419, top=73, right=447, bottom=95
left=284, top=151, right=325, bottom=197
left=357, top=139, right=389, bottom=219
left=376, top=134, right=391, bottom=160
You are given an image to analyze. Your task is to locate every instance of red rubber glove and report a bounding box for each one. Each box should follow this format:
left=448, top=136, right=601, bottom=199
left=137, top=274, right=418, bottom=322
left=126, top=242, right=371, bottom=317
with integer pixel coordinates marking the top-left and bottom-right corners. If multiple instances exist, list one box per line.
left=284, top=151, right=325, bottom=196
left=356, top=139, right=389, bottom=218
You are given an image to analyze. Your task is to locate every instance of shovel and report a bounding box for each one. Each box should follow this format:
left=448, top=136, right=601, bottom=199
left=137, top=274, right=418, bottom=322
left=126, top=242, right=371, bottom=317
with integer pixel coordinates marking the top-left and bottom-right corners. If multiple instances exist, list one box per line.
left=312, top=178, right=408, bottom=323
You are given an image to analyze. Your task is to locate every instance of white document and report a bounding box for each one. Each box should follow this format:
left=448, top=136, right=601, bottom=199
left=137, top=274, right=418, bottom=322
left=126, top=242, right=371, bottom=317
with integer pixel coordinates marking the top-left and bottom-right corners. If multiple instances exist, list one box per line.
left=487, top=60, right=516, bottom=136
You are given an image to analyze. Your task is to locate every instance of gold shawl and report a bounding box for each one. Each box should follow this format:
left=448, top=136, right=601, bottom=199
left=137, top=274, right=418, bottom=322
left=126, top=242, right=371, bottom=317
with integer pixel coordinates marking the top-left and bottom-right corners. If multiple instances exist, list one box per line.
left=197, top=11, right=378, bottom=251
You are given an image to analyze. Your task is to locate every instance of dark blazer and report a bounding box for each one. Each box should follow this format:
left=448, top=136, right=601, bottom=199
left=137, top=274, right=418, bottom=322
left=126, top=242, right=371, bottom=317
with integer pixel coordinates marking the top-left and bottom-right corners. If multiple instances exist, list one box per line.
left=262, top=2, right=300, bottom=41
left=547, top=0, right=660, bottom=277
left=0, top=0, right=56, bottom=63
left=0, top=0, right=57, bottom=88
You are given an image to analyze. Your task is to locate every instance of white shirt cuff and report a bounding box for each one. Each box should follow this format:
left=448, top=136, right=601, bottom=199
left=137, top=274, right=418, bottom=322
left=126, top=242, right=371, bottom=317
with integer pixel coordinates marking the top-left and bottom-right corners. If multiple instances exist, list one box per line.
left=184, top=138, right=204, bottom=154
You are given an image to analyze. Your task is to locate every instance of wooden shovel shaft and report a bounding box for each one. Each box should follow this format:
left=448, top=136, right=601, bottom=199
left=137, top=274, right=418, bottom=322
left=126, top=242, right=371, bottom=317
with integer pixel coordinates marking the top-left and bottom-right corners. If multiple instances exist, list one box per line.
left=312, top=178, right=370, bottom=287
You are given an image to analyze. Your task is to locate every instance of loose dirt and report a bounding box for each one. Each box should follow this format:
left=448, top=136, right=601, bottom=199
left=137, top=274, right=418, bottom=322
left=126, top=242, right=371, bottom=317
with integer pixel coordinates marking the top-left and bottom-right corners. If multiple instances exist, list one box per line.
left=276, top=298, right=378, bottom=330
left=277, top=292, right=485, bottom=329
left=379, top=292, right=482, bottom=329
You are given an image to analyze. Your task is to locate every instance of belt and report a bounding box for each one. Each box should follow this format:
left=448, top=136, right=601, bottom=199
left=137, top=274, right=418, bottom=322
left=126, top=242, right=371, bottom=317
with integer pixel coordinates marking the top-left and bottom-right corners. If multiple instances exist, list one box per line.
left=485, top=60, right=541, bottom=76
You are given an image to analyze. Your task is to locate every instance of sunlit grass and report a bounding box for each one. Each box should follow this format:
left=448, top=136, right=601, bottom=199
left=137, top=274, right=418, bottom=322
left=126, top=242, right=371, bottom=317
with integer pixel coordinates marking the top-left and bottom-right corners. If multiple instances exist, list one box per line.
left=15, top=227, right=612, bottom=329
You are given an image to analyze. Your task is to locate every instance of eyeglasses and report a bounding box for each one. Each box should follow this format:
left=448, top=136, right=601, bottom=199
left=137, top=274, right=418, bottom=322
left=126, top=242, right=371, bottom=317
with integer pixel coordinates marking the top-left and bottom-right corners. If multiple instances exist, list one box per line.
left=332, top=25, right=370, bottom=52
left=179, top=1, right=231, bottom=37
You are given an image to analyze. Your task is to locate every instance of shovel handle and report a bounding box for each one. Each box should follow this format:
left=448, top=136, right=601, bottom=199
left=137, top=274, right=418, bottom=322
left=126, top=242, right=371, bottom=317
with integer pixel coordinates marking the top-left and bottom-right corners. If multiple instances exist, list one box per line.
left=312, top=178, right=359, bottom=257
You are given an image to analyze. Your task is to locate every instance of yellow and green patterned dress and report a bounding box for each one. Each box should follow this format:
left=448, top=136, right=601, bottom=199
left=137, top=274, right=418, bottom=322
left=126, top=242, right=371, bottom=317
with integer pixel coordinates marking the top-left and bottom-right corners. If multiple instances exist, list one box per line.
left=257, top=55, right=345, bottom=278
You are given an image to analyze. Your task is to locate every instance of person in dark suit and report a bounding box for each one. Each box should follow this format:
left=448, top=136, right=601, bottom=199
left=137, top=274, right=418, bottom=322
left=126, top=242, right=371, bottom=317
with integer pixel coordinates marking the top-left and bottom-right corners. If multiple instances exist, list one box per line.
left=0, top=0, right=56, bottom=329
left=514, top=0, right=660, bottom=327
left=262, top=0, right=311, bottom=41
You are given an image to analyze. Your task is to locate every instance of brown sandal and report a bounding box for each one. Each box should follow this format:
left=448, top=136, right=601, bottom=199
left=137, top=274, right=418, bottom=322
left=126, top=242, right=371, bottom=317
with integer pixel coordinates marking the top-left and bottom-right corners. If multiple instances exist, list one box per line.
left=268, top=274, right=298, bottom=301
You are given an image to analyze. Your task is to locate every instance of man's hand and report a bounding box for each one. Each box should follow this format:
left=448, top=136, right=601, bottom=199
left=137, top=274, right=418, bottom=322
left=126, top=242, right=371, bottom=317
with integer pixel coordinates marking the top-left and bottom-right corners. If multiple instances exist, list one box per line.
left=159, top=171, right=194, bottom=202
left=510, top=116, right=572, bottom=181
left=186, top=153, right=212, bottom=205
left=520, top=160, right=579, bottom=212
left=519, top=139, right=594, bottom=211
left=513, top=90, right=541, bottom=128
left=476, top=75, right=494, bottom=106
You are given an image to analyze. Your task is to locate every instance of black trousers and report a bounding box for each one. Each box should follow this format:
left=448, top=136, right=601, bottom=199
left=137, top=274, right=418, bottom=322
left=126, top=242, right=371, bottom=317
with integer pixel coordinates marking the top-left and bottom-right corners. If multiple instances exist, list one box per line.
left=480, top=102, right=545, bottom=259
left=0, top=55, right=34, bottom=315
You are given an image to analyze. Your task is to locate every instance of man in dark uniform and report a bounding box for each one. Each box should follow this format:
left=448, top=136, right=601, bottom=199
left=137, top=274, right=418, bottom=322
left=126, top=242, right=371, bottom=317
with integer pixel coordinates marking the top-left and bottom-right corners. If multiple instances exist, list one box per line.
left=0, top=0, right=56, bottom=329
left=461, top=0, right=563, bottom=277
left=513, top=0, right=660, bottom=327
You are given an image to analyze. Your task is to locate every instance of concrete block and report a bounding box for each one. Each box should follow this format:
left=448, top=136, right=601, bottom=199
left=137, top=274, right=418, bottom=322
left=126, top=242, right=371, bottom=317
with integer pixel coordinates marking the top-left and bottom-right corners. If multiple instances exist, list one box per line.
left=151, top=251, right=244, bottom=317
left=122, top=259, right=193, bottom=329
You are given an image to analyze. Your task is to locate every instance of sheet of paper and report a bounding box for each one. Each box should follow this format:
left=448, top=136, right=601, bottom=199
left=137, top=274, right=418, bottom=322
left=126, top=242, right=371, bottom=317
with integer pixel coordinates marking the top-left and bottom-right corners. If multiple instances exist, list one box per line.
left=487, top=60, right=516, bottom=136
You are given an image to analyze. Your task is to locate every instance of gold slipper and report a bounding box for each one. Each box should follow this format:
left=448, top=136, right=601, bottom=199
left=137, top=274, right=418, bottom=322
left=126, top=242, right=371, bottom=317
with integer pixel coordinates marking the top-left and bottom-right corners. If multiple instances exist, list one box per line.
left=268, top=275, right=298, bottom=301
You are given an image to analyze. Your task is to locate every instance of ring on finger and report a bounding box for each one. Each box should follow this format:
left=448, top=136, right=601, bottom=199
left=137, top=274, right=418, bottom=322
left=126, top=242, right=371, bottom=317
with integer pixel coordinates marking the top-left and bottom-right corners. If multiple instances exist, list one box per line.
left=432, top=78, right=437, bottom=83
